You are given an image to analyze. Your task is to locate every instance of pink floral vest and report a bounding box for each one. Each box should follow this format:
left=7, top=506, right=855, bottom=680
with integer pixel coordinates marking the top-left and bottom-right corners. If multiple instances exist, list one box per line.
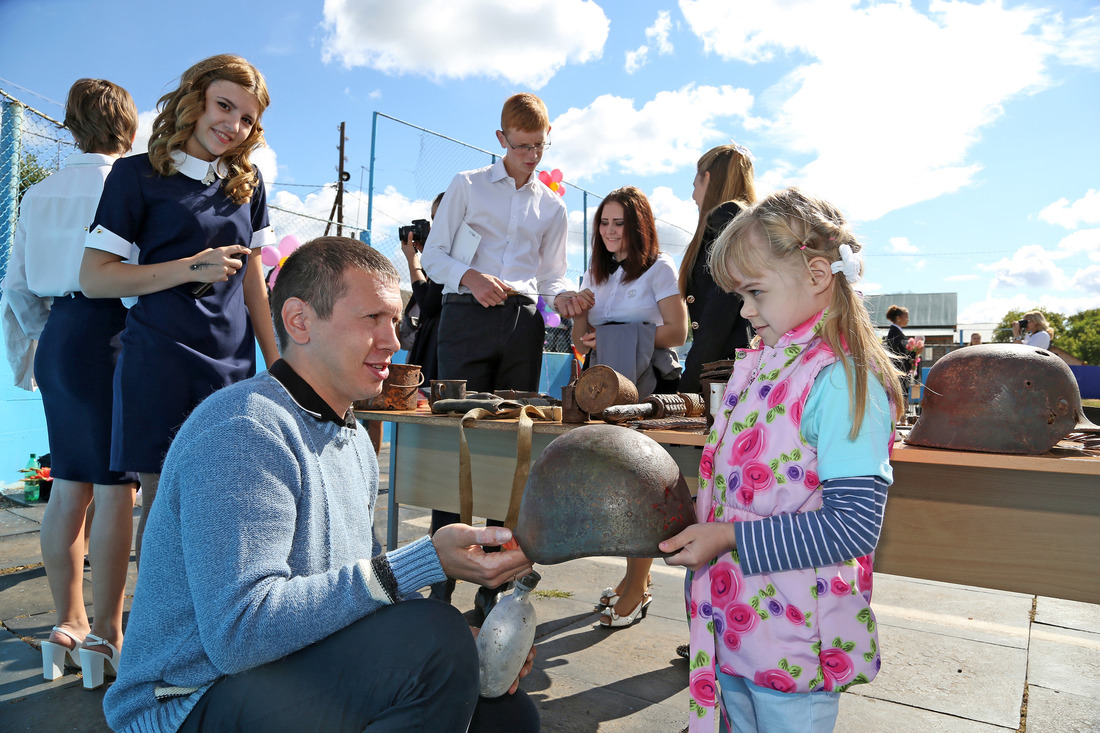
left=686, top=310, right=884, bottom=731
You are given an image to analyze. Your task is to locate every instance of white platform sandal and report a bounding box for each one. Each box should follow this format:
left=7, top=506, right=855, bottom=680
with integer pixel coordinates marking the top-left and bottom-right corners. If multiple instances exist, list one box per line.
left=79, top=634, right=120, bottom=689
left=41, top=627, right=84, bottom=681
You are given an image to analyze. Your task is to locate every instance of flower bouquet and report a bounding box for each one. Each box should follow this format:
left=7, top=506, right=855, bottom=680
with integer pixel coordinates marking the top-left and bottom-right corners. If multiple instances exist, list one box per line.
left=905, top=336, right=925, bottom=375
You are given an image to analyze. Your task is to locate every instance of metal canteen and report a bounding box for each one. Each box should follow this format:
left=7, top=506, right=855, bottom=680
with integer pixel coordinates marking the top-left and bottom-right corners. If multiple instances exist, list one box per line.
left=907, top=343, right=1099, bottom=455
left=513, top=424, right=696, bottom=564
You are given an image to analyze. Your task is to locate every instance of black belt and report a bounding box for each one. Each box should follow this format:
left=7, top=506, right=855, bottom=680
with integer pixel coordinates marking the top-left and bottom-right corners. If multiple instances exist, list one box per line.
left=442, top=293, right=536, bottom=306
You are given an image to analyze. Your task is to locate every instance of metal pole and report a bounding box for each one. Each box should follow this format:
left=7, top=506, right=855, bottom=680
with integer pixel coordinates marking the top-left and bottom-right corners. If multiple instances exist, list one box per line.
left=365, top=112, right=378, bottom=246
left=336, top=121, right=347, bottom=237
left=582, top=190, right=588, bottom=275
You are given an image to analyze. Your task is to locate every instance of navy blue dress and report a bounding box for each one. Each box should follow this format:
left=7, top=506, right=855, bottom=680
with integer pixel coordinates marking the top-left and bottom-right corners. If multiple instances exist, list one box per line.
left=90, top=155, right=270, bottom=474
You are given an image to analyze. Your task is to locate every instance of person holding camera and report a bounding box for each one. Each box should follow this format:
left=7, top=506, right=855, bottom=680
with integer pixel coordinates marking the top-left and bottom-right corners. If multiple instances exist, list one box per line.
left=400, top=193, right=445, bottom=382
left=1012, top=311, right=1053, bottom=349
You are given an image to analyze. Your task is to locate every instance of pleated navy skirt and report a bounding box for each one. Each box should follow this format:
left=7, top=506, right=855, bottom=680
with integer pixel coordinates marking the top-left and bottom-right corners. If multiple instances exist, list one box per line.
left=34, top=293, right=137, bottom=485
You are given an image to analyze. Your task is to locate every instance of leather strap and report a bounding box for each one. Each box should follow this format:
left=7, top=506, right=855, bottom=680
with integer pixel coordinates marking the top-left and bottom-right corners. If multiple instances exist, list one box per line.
left=457, top=405, right=561, bottom=527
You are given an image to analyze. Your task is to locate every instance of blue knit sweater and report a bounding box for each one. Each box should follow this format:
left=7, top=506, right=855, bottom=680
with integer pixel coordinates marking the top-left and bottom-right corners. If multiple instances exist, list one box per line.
left=104, top=372, right=445, bottom=732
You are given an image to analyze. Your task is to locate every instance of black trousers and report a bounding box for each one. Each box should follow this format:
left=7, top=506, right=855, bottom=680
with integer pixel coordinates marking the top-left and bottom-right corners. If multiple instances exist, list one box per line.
left=436, top=298, right=545, bottom=393
left=179, top=599, right=538, bottom=732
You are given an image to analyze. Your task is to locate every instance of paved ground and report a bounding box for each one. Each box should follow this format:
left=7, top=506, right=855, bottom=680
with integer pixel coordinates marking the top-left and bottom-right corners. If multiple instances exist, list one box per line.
left=1, top=444, right=1098, bottom=732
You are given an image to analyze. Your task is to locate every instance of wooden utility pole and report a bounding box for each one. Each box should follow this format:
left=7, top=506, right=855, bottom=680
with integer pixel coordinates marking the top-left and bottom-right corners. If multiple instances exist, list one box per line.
left=324, top=122, right=349, bottom=236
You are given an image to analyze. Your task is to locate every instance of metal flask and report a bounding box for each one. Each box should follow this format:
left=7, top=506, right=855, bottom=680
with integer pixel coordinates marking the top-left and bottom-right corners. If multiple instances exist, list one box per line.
left=907, top=343, right=1099, bottom=455
left=514, top=424, right=696, bottom=564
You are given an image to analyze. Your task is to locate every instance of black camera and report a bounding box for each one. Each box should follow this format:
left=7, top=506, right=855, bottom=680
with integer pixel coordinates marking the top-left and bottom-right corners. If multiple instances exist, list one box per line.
left=399, top=219, right=431, bottom=245
left=1018, top=318, right=1029, bottom=328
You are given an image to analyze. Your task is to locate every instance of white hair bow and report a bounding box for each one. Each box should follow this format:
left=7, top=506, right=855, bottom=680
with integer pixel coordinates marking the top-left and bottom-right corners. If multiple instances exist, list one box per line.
left=731, top=141, right=755, bottom=162
left=830, top=244, right=863, bottom=284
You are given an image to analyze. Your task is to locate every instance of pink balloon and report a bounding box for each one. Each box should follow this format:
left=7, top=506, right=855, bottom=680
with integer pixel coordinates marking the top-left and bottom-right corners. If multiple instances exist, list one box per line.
left=280, top=235, right=302, bottom=255
left=261, top=246, right=282, bottom=267
left=538, top=170, right=552, bottom=185
left=550, top=169, right=563, bottom=183
left=557, top=184, right=566, bottom=197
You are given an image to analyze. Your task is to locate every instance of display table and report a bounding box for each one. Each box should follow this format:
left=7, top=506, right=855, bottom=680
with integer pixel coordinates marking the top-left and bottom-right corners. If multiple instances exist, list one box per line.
left=357, top=409, right=1100, bottom=604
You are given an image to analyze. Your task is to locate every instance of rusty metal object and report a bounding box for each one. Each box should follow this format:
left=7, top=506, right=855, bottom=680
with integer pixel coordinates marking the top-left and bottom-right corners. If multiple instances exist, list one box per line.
left=561, top=358, right=589, bottom=424
left=602, top=393, right=706, bottom=423
left=354, top=363, right=423, bottom=411
left=907, top=344, right=1098, bottom=455
left=574, top=365, right=638, bottom=414
left=514, top=424, right=696, bottom=564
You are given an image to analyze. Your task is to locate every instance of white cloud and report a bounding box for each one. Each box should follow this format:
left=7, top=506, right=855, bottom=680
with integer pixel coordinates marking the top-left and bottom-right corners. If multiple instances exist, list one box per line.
left=252, top=146, right=278, bottom=185
left=1072, top=265, right=1100, bottom=293
left=960, top=291, right=1100, bottom=323
left=1039, top=189, right=1100, bottom=229
left=944, top=274, right=980, bottom=282
left=1056, top=227, right=1100, bottom=262
left=889, top=236, right=919, bottom=254
left=679, top=0, right=1084, bottom=221
left=647, top=10, right=674, bottom=54
left=979, top=243, right=1071, bottom=290
left=647, top=185, right=697, bottom=261
left=550, top=84, right=755, bottom=180
left=130, top=109, right=158, bottom=156
left=321, top=0, right=609, bottom=89
left=625, top=46, right=649, bottom=74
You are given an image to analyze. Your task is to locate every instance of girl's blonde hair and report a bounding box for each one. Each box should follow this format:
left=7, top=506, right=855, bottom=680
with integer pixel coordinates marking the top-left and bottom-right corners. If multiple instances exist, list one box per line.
left=148, top=54, right=269, bottom=205
left=1023, top=311, right=1055, bottom=338
left=677, top=144, right=757, bottom=297
left=709, top=187, right=905, bottom=436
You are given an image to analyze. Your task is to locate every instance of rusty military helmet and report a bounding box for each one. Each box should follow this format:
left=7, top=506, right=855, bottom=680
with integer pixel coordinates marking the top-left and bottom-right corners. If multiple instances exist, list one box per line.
left=907, top=343, right=1096, bottom=455
left=514, top=425, right=696, bottom=564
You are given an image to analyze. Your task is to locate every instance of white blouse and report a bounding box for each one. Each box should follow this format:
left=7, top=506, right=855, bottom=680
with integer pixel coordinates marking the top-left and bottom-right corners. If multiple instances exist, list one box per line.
left=581, top=252, right=680, bottom=326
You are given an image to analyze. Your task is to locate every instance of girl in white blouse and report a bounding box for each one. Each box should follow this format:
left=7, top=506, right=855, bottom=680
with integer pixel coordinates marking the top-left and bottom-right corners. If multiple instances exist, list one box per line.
left=573, top=186, right=688, bottom=627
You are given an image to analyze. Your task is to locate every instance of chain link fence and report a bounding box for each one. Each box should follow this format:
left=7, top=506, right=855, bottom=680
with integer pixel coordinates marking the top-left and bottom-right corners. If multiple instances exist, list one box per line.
left=360, top=113, right=694, bottom=354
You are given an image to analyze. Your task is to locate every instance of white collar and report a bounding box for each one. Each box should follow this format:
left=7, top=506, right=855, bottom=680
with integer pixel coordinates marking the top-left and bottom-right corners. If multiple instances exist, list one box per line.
left=171, top=150, right=229, bottom=183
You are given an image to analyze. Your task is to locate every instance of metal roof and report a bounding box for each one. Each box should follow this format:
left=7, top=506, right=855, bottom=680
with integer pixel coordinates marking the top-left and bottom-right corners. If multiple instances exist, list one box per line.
left=864, top=292, right=958, bottom=328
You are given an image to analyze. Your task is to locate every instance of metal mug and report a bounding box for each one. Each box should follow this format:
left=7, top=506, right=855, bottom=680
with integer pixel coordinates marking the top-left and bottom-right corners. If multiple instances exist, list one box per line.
left=430, top=379, right=467, bottom=405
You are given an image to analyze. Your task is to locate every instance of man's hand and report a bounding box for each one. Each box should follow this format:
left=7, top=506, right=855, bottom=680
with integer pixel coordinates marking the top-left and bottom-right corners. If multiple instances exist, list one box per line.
left=433, top=525, right=533, bottom=588
left=554, top=289, right=595, bottom=319
left=659, top=523, right=738, bottom=573
left=460, top=270, right=510, bottom=307
left=471, top=628, right=537, bottom=695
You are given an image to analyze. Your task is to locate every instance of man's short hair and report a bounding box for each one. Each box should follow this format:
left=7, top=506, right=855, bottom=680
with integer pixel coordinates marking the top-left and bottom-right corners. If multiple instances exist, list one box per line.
left=270, top=236, right=399, bottom=351
left=64, top=78, right=139, bottom=156
left=500, top=93, right=549, bottom=133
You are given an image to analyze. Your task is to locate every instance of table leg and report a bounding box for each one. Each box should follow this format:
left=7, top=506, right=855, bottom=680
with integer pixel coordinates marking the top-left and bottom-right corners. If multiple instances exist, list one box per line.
left=387, top=421, right=400, bottom=551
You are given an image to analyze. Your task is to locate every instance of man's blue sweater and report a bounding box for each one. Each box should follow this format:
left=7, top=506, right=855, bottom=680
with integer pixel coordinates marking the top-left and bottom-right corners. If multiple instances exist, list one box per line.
left=104, top=371, right=445, bottom=732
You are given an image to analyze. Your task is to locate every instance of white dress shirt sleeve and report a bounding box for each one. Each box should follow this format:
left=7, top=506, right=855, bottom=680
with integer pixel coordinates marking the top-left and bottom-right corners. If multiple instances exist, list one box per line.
left=535, top=198, right=570, bottom=299
left=420, top=174, right=471, bottom=293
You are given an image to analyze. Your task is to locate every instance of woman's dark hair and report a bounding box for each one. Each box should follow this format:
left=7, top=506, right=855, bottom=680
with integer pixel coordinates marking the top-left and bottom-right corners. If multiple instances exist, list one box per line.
left=886, top=305, right=909, bottom=323
left=588, top=186, right=659, bottom=285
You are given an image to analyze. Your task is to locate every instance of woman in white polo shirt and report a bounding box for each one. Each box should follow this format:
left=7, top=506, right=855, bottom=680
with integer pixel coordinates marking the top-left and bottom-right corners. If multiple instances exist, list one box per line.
left=572, top=186, right=688, bottom=628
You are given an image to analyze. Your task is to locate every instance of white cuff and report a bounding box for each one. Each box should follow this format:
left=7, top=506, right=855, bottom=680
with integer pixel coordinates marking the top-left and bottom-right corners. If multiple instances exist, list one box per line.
left=84, top=225, right=133, bottom=258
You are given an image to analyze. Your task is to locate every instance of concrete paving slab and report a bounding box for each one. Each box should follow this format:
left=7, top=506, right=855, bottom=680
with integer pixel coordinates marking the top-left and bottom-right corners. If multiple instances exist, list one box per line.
left=0, top=532, right=46, bottom=570
left=871, top=574, right=1033, bottom=649
left=1034, top=595, right=1100, bottom=635
left=0, top=507, right=41, bottom=540
left=0, top=564, right=68, bottom=620
left=1026, top=624, right=1100, bottom=699
left=529, top=671, right=688, bottom=732
left=846, top=621, right=1025, bottom=729
left=836, top=694, right=1011, bottom=732
left=1024, top=685, right=1100, bottom=733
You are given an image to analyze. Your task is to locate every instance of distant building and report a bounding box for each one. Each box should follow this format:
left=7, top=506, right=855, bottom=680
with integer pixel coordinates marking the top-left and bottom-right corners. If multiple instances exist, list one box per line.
left=865, top=292, right=958, bottom=344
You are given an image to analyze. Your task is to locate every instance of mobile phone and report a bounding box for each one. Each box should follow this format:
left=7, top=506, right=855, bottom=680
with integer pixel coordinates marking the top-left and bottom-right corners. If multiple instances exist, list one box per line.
left=191, top=251, right=246, bottom=298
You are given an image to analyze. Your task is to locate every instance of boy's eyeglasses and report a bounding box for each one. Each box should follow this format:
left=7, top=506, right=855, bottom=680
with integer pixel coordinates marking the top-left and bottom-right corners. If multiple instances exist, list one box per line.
left=500, top=132, right=551, bottom=154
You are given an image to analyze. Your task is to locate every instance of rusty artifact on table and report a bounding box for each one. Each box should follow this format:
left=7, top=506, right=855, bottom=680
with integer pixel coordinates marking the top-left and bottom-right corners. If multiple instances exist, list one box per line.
left=601, top=392, right=706, bottom=423
left=560, top=357, right=588, bottom=424
left=353, top=363, right=423, bottom=411
left=907, top=343, right=1099, bottom=455
left=430, top=379, right=466, bottom=405
left=573, top=365, right=638, bottom=415
left=513, top=424, right=696, bottom=564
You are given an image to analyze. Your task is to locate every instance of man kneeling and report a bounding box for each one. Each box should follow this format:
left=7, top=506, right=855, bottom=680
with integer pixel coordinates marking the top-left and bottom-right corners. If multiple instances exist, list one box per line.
left=105, top=237, right=538, bottom=732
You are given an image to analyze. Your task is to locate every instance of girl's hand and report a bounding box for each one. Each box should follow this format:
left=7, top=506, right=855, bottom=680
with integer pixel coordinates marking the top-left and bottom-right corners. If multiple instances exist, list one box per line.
left=187, top=245, right=250, bottom=283
left=580, top=329, right=597, bottom=351
left=400, top=231, right=421, bottom=261
left=660, top=523, right=737, bottom=572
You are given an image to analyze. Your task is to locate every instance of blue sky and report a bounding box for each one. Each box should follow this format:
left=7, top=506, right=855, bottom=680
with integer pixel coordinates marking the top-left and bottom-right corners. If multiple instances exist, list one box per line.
left=2, top=0, right=1098, bottom=327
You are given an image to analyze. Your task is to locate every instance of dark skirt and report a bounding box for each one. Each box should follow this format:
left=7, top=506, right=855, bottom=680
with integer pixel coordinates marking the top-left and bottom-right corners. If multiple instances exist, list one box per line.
left=34, top=293, right=137, bottom=485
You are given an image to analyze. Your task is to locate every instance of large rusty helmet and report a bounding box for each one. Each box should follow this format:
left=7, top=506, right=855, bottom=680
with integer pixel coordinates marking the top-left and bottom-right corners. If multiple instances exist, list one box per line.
left=514, top=425, right=695, bottom=564
left=907, top=343, right=1097, bottom=454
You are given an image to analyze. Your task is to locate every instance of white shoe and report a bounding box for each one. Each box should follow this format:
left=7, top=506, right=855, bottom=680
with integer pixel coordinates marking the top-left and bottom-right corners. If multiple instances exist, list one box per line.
left=42, top=627, right=83, bottom=681
left=79, top=634, right=120, bottom=689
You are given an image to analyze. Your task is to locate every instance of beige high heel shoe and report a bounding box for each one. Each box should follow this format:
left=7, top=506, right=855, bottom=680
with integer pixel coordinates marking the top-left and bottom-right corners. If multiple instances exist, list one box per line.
left=79, top=634, right=120, bottom=689
left=41, top=627, right=83, bottom=681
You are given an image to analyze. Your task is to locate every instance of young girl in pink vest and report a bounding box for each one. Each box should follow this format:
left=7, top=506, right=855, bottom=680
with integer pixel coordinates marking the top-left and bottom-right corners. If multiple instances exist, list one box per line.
left=661, top=188, right=904, bottom=732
